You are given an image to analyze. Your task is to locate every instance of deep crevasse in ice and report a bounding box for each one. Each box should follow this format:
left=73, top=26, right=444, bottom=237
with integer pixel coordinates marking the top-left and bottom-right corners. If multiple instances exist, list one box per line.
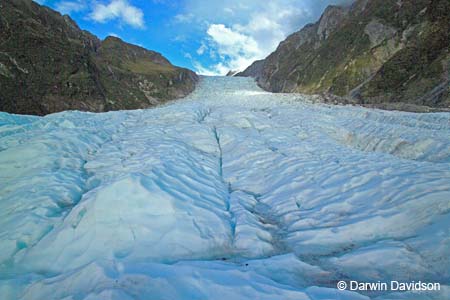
left=0, top=77, right=449, bottom=300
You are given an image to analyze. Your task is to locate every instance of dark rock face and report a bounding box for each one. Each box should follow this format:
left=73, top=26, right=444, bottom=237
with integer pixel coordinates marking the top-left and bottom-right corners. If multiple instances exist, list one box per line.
left=235, top=60, right=264, bottom=79
left=226, top=70, right=239, bottom=76
left=0, top=0, right=198, bottom=115
left=238, top=0, right=449, bottom=109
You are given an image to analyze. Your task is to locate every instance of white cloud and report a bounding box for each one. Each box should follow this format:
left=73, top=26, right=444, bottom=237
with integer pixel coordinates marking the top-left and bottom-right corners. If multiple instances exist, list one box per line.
left=55, top=0, right=86, bottom=14
left=196, top=42, right=207, bottom=55
left=192, top=2, right=309, bottom=74
left=108, top=32, right=121, bottom=38
left=200, top=24, right=262, bottom=74
left=179, top=0, right=353, bottom=75
left=193, top=61, right=226, bottom=76
left=224, top=7, right=234, bottom=14
left=207, top=24, right=257, bottom=51
left=89, top=0, right=145, bottom=29
left=173, top=13, right=195, bottom=24
left=173, top=35, right=187, bottom=42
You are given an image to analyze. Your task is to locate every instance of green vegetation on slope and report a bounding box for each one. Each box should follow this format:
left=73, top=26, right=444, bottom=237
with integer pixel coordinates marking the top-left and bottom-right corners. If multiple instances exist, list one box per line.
left=239, top=0, right=449, bottom=109
left=0, top=0, right=198, bottom=115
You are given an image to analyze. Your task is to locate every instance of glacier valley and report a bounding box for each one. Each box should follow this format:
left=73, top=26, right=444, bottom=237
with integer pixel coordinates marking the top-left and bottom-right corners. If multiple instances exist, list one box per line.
left=0, top=77, right=449, bottom=300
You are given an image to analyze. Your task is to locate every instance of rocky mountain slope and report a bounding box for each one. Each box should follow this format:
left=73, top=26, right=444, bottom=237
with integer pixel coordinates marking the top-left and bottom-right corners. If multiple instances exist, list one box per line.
left=0, top=0, right=198, bottom=115
left=238, top=0, right=449, bottom=110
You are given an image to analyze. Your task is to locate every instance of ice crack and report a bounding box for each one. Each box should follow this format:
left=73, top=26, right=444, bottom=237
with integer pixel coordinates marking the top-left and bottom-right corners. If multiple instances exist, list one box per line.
left=212, top=126, right=236, bottom=244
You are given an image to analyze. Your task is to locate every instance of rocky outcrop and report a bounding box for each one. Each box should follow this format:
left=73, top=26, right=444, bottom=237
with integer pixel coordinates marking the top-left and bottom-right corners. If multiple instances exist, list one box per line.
left=235, top=60, right=264, bottom=79
left=0, top=0, right=198, bottom=115
left=364, top=19, right=397, bottom=48
left=316, top=5, right=348, bottom=40
left=226, top=70, right=239, bottom=77
left=238, top=0, right=449, bottom=110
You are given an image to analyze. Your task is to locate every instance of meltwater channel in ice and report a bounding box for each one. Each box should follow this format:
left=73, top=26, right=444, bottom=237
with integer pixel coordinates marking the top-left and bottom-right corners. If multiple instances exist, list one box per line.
left=0, top=77, right=449, bottom=299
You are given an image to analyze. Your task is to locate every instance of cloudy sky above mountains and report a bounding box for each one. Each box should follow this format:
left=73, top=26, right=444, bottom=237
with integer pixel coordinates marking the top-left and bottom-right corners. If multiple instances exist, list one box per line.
left=35, top=0, right=353, bottom=75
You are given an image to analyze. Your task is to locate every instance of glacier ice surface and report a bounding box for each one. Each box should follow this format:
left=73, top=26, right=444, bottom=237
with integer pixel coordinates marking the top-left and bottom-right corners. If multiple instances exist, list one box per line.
left=0, top=77, right=449, bottom=299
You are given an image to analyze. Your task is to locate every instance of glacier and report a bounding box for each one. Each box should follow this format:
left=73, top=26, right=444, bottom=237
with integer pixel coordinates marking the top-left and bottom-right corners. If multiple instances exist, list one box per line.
left=0, top=76, right=449, bottom=300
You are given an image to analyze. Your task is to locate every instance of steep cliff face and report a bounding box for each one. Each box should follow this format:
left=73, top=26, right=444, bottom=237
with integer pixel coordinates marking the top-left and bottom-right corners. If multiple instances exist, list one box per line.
left=234, top=60, right=264, bottom=78
left=238, top=0, right=449, bottom=109
left=0, top=0, right=198, bottom=115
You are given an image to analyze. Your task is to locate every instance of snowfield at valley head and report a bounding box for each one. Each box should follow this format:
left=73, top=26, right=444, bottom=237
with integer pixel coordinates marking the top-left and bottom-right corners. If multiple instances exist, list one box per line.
left=0, top=76, right=450, bottom=300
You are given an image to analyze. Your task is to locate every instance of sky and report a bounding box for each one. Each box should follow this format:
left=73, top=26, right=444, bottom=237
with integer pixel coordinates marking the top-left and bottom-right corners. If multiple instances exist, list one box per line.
left=34, top=0, right=353, bottom=75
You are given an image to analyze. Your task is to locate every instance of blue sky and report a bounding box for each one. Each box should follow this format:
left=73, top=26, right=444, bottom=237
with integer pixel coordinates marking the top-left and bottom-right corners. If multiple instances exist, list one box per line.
left=35, top=0, right=353, bottom=75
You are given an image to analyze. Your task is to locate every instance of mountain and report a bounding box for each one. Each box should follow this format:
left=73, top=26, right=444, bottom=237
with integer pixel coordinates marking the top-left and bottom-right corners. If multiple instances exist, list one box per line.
left=226, top=70, right=240, bottom=76
left=0, top=0, right=198, bottom=116
left=237, top=0, right=449, bottom=110
left=235, top=60, right=264, bottom=78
